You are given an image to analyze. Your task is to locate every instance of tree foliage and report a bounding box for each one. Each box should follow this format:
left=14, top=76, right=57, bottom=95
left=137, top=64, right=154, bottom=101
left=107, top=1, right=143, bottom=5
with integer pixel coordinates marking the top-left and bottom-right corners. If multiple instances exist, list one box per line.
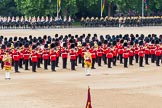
left=0, top=0, right=21, bottom=16
left=0, top=0, right=162, bottom=18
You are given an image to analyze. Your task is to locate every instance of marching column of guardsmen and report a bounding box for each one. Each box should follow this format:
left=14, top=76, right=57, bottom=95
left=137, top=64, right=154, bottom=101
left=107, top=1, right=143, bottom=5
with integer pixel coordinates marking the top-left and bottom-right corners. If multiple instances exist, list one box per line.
left=1, top=33, right=162, bottom=74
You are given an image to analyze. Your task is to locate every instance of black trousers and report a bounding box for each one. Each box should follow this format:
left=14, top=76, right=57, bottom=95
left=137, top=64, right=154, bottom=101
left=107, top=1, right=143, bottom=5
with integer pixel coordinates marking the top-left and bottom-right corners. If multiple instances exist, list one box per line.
left=96, top=56, right=98, bottom=63
left=98, top=57, right=102, bottom=66
left=12, top=58, right=14, bottom=66
left=75, top=56, right=78, bottom=66
left=119, top=54, right=123, bottom=64
left=82, top=57, right=84, bottom=68
left=48, top=57, right=50, bottom=65
left=113, top=56, right=117, bottom=66
left=24, top=59, right=29, bottom=70
left=103, top=54, right=107, bottom=64
left=62, top=58, right=67, bottom=69
left=117, top=55, right=119, bottom=60
left=71, top=60, right=75, bottom=70
left=145, top=54, right=149, bottom=64
left=0, top=60, right=2, bottom=68
left=56, top=57, right=59, bottom=67
left=108, top=58, right=112, bottom=68
left=1, top=61, right=4, bottom=69
left=91, top=58, right=96, bottom=68
left=14, top=61, right=19, bottom=72
left=129, top=56, right=133, bottom=65
left=156, top=56, right=160, bottom=66
left=19, top=58, right=23, bottom=68
left=151, top=54, right=155, bottom=63
left=51, top=60, right=56, bottom=71
left=37, top=58, right=41, bottom=68
left=78, top=54, right=82, bottom=64
left=30, top=59, right=32, bottom=66
left=44, top=59, right=48, bottom=69
left=161, top=55, right=162, bottom=63
left=139, top=57, right=143, bottom=67
left=40, top=58, right=43, bottom=64
left=124, top=58, right=128, bottom=68
left=32, top=62, right=37, bottom=72
left=135, top=54, right=138, bottom=63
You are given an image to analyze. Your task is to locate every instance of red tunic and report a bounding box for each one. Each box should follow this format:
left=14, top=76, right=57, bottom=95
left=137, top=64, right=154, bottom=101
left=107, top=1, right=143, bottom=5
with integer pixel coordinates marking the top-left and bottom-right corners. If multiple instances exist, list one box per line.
left=150, top=49, right=155, bottom=54
left=155, top=50, right=161, bottom=56
left=42, top=53, right=49, bottom=60
left=123, top=52, right=129, bottom=58
left=107, top=52, right=113, bottom=58
left=118, top=49, right=124, bottom=54
left=62, top=52, right=68, bottom=58
left=129, top=50, right=134, bottom=56
left=138, top=51, right=144, bottom=57
left=144, top=49, right=150, bottom=55
left=13, top=54, right=20, bottom=61
left=23, top=53, right=30, bottom=60
left=31, top=55, right=38, bottom=62
left=70, top=49, right=76, bottom=60
left=50, top=54, right=56, bottom=61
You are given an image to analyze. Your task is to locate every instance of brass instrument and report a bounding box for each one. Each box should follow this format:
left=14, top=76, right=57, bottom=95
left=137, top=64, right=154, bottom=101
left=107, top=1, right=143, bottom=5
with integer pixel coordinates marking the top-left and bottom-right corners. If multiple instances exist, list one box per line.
left=3, top=54, right=12, bottom=71
left=84, top=52, right=92, bottom=68
left=94, top=42, right=98, bottom=49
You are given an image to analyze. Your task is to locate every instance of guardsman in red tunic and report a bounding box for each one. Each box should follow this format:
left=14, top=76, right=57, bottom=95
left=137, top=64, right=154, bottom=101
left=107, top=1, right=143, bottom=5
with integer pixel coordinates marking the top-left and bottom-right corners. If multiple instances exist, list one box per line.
left=116, top=42, right=122, bottom=60
left=138, top=48, right=145, bottom=67
left=47, top=46, right=51, bottom=65
left=160, top=45, right=162, bottom=63
left=97, top=42, right=103, bottom=66
left=150, top=46, right=155, bottom=63
left=19, top=48, right=24, bottom=68
left=62, top=43, right=68, bottom=69
left=128, top=48, right=134, bottom=65
left=81, top=43, right=86, bottom=68
left=31, top=45, right=38, bottom=72
left=55, top=42, right=60, bottom=67
left=13, top=51, right=20, bottom=72
left=0, top=49, right=4, bottom=69
left=12, top=47, right=17, bottom=66
left=144, top=46, right=150, bottom=65
left=123, top=50, right=129, bottom=68
left=75, top=43, right=78, bottom=66
left=37, top=48, right=42, bottom=68
left=42, top=44, right=49, bottom=70
left=155, top=46, right=161, bottom=66
left=77, top=41, right=82, bottom=64
left=113, top=47, right=118, bottom=66
left=23, top=48, right=30, bottom=70
left=107, top=50, right=113, bottom=68
left=118, top=47, right=124, bottom=64
left=50, top=43, right=57, bottom=72
left=134, top=47, right=139, bottom=63
left=0, top=45, right=6, bottom=69
left=18, top=43, right=23, bottom=68
left=69, top=44, right=76, bottom=70
left=102, top=40, right=108, bottom=64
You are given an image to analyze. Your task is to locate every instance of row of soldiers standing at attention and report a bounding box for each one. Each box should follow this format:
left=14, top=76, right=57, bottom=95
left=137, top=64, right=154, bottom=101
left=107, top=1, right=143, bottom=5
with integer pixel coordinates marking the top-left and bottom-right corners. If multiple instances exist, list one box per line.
left=0, top=16, right=72, bottom=29
left=0, top=34, right=162, bottom=76
left=81, top=16, right=162, bottom=27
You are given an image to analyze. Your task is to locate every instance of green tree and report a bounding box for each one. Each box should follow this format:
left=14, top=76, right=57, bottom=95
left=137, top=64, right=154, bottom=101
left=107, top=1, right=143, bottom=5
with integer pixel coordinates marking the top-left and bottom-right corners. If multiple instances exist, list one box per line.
left=0, top=0, right=21, bottom=16
left=14, top=0, right=57, bottom=17
left=61, top=0, right=78, bottom=17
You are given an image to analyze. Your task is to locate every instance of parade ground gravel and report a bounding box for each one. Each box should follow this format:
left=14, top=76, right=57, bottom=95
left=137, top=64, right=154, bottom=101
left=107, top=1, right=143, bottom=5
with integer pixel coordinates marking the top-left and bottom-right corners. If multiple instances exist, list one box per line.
left=0, top=27, right=162, bottom=108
